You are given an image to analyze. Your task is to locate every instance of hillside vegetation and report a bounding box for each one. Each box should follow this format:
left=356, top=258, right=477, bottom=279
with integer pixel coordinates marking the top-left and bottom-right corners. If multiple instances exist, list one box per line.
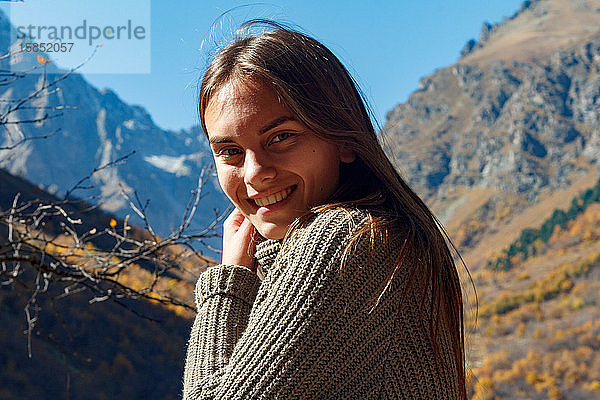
left=466, top=186, right=600, bottom=399
left=1, top=169, right=212, bottom=399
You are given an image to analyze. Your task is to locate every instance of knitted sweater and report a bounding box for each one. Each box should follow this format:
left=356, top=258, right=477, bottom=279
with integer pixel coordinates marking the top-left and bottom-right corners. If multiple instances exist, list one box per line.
left=183, top=207, right=459, bottom=399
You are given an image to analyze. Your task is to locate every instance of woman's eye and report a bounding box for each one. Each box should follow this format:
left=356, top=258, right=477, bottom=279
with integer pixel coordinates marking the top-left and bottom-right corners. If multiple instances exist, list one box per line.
left=217, top=148, right=242, bottom=157
left=270, top=132, right=294, bottom=144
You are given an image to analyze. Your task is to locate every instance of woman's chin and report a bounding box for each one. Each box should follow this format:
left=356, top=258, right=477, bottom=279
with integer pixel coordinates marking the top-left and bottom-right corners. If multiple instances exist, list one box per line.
left=255, top=222, right=288, bottom=241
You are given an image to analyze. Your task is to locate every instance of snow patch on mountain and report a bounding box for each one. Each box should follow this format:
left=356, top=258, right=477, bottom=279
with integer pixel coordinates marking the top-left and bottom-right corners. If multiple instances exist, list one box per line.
left=123, top=119, right=149, bottom=131
left=93, top=108, right=133, bottom=211
left=144, top=154, right=192, bottom=177
left=0, top=123, right=32, bottom=176
left=33, top=75, right=49, bottom=127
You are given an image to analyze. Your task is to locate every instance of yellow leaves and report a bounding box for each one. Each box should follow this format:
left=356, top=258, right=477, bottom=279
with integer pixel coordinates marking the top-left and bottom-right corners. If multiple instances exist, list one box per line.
left=517, top=271, right=530, bottom=281
left=527, top=371, right=558, bottom=394
left=569, top=220, right=582, bottom=236
left=108, top=215, right=132, bottom=231
left=483, top=323, right=496, bottom=337
left=472, top=377, right=495, bottom=400
left=111, top=261, right=195, bottom=319
left=575, top=346, right=594, bottom=359
left=580, top=320, right=594, bottom=330
left=147, top=292, right=161, bottom=300
left=526, top=350, right=541, bottom=365
left=44, top=241, right=56, bottom=253
left=559, top=279, right=573, bottom=291
left=553, top=224, right=563, bottom=237
left=479, top=252, right=598, bottom=323
left=470, top=315, right=600, bottom=397
left=547, top=384, right=563, bottom=400
left=584, top=381, right=600, bottom=392
left=483, top=351, right=510, bottom=369
left=552, top=360, right=567, bottom=376
left=570, top=296, right=585, bottom=310
left=109, top=256, right=121, bottom=265
left=583, top=227, right=596, bottom=242
left=44, top=241, right=70, bottom=255
left=37, top=55, right=45, bottom=64
left=526, top=371, right=540, bottom=385
left=515, top=322, right=527, bottom=337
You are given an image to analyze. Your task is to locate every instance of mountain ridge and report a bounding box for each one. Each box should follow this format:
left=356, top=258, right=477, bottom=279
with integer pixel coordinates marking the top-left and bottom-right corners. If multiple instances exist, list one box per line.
left=378, top=2, right=600, bottom=397
left=0, top=8, right=228, bottom=255
left=459, top=0, right=600, bottom=65
left=382, top=0, right=600, bottom=259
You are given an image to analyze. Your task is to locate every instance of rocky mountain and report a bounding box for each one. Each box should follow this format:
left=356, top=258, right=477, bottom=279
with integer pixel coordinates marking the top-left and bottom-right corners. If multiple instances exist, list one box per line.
left=379, top=1, right=600, bottom=398
left=382, top=0, right=600, bottom=256
left=0, top=9, right=228, bottom=256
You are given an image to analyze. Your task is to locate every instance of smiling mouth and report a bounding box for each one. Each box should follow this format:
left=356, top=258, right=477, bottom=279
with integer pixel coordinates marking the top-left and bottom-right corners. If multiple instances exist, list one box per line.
left=253, top=186, right=295, bottom=207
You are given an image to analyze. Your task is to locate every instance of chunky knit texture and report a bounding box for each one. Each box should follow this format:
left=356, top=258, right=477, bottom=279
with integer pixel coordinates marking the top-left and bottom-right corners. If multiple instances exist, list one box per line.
left=183, top=207, right=459, bottom=399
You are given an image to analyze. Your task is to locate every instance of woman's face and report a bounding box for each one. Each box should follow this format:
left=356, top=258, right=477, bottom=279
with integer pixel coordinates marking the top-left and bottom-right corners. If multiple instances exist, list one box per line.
left=204, top=80, right=355, bottom=240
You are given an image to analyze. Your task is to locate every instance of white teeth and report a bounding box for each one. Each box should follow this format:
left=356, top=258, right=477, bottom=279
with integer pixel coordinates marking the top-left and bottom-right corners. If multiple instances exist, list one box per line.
left=254, top=187, right=293, bottom=207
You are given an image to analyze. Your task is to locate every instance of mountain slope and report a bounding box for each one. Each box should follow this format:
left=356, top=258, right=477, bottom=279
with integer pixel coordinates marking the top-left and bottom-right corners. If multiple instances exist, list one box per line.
left=382, top=0, right=600, bottom=261
left=0, top=9, right=228, bottom=254
left=1, top=271, right=193, bottom=400
left=466, top=185, right=600, bottom=400
left=0, top=168, right=208, bottom=399
left=461, top=0, right=600, bottom=66
left=380, top=1, right=600, bottom=398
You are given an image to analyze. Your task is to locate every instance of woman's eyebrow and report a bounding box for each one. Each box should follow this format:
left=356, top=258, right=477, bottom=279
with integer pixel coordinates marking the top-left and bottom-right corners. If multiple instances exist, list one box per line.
left=259, top=116, right=295, bottom=135
left=209, top=136, right=235, bottom=145
left=209, top=116, right=296, bottom=145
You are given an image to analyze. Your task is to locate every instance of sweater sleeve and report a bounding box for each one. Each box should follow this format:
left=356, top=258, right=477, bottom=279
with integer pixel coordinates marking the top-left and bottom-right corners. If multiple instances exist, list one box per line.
left=183, top=264, right=262, bottom=399
left=183, top=208, right=393, bottom=399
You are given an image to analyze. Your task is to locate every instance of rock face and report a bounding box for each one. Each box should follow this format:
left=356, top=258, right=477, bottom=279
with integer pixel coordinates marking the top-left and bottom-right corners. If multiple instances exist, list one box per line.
left=382, top=0, right=600, bottom=216
left=0, top=10, right=227, bottom=251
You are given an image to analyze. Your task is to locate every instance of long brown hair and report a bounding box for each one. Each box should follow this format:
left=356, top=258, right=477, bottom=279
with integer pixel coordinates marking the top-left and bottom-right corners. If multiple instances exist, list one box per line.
left=199, top=20, right=468, bottom=398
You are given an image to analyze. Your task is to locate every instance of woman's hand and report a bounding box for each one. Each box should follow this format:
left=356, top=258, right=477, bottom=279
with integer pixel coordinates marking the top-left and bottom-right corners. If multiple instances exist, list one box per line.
left=222, top=208, right=258, bottom=272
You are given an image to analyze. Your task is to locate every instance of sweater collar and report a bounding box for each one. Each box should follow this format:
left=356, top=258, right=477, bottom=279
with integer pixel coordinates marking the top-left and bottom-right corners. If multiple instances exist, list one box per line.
left=254, top=239, right=282, bottom=279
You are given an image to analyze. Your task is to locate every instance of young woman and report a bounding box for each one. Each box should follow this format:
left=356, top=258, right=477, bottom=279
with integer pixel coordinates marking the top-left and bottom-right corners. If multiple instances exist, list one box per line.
left=184, top=21, right=466, bottom=399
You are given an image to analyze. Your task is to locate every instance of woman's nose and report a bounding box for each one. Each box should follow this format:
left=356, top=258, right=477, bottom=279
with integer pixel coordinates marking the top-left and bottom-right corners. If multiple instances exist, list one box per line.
left=243, top=150, right=276, bottom=185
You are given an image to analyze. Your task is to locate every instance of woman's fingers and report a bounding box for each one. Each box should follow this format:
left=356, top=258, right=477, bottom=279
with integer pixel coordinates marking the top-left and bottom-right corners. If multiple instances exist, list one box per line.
left=224, top=208, right=245, bottom=230
left=222, top=209, right=258, bottom=271
left=237, top=214, right=254, bottom=238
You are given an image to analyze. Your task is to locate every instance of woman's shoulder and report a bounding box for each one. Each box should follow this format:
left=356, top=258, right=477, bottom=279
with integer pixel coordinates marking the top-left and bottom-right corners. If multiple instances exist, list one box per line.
left=299, top=205, right=402, bottom=240
left=257, top=206, right=402, bottom=276
left=290, top=206, right=372, bottom=246
left=255, top=207, right=369, bottom=259
left=305, top=205, right=371, bottom=229
left=283, top=205, right=401, bottom=258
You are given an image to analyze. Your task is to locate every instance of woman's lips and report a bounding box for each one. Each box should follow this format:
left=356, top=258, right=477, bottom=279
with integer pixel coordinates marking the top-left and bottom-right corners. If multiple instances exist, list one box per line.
left=254, top=186, right=294, bottom=206
left=248, top=185, right=297, bottom=212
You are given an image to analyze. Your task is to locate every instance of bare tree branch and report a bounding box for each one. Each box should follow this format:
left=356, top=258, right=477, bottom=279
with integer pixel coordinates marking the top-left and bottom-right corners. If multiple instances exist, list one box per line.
left=0, top=127, right=61, bottom=150
left=0, top=43, right=225, bottom=383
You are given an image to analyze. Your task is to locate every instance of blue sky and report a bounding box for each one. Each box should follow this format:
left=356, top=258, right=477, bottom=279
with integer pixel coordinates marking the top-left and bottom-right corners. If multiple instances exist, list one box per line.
left=4, top=0, right=525, bottom=131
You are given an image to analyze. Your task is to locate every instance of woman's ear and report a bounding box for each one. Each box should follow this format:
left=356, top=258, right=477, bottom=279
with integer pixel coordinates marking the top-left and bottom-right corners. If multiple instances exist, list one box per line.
left=338, top=144, right=356, bottom=163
